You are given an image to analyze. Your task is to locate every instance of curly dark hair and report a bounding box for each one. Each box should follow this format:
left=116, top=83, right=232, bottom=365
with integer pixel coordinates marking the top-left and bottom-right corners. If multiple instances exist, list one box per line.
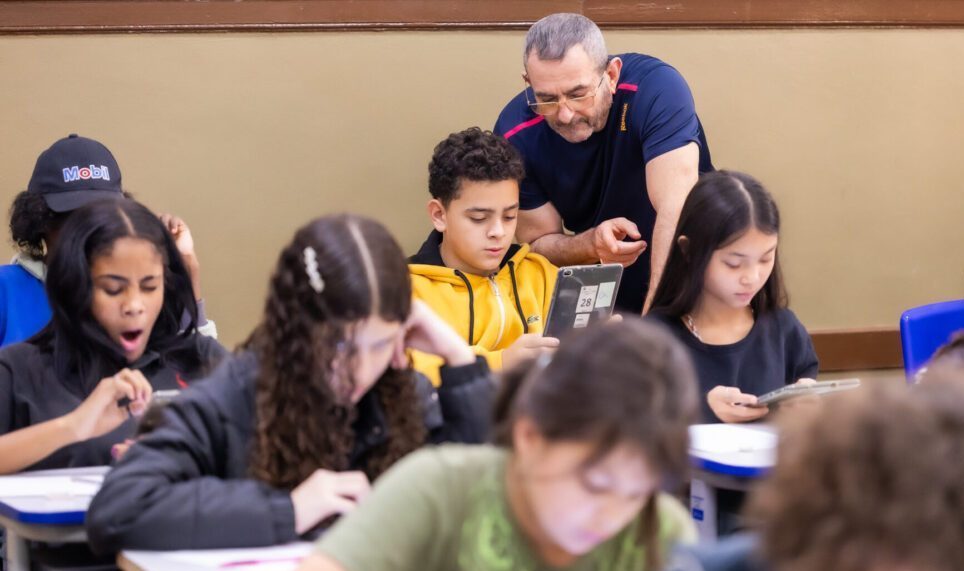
left=428, top=127, right=525, bottom=205
left=493, top=317, right=699, bottom=570
left=917, top=331, right=964, bottom=384
left=748, top=379, right=964, bottom=571
left=245, top=214, right=425, bottom=490
left=9, top=190, right=67, bottom=258
left=9, top=189, right=135, bottom=258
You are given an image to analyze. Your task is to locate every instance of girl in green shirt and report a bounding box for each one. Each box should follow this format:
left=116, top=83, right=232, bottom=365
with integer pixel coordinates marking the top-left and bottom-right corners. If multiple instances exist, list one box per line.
left=300, top=317, right=700, bottom=571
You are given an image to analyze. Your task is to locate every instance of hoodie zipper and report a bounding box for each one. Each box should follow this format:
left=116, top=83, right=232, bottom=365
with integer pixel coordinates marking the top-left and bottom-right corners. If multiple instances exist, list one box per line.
left=453, top=270, right=476, bottom=345
left=507, top=261, right=529, bottom=334
left=488, top=276, right=507, bottom=347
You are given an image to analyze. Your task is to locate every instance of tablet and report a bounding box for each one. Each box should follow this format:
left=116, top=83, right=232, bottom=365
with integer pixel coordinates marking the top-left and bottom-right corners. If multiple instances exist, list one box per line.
left=753, top=379, right=861, bottom=407
left=543, top=264, right=623, bottom=339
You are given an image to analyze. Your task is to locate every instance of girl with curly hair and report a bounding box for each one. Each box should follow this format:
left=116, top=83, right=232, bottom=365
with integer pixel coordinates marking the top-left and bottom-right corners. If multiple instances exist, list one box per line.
left=748, top=377, right=964, bottom=571
left=300, top=318, right=700, bottom=571
left=86, top=214, right=493, bottom=553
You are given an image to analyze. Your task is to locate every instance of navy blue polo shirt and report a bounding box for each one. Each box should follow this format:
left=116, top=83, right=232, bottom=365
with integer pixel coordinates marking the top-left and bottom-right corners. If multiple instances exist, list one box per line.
left=495, top=53, right=713, bottom=313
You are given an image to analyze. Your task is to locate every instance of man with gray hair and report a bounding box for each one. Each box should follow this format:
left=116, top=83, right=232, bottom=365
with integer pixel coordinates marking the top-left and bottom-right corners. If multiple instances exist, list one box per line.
left=495, top=13, right=713, bottom=314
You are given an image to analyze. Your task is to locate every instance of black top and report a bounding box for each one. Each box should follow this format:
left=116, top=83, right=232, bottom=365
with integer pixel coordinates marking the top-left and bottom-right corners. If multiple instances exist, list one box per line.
left=0, top=334, right=226, bottom=470
left=647, top=309, right=819, bottom=423
left=85, top=351, right=493, bottom=554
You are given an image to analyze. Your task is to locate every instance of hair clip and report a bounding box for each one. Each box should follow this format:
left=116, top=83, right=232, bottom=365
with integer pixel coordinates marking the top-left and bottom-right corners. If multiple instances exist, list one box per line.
left=303, top=246, right=325, bottom=294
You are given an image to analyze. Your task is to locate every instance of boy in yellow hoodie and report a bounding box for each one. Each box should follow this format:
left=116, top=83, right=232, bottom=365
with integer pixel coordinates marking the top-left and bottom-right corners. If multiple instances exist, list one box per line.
left=409, top=128, right=559, bottom=385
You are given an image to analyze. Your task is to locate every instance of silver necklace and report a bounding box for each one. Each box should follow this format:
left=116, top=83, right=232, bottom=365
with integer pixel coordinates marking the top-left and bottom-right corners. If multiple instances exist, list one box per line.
left=683, top=314, right=703, bottom=342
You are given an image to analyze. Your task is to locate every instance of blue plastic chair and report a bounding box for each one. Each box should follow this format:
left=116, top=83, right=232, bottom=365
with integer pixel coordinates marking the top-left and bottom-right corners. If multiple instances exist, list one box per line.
left=899, top=299, right=964, bottom=381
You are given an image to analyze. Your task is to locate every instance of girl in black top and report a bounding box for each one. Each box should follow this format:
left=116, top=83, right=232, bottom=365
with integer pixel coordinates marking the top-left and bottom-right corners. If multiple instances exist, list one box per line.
left=648, top=170, right=818, bottom=423
left=86, top=214, right=493, bottom=553
left=0, top=198, right=226, bottom=473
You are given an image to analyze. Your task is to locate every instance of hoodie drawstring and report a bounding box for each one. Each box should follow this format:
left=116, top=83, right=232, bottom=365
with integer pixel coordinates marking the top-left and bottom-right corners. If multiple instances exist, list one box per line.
left=507, top=261, right=529, bottom=335
left=454, top=270, right=476, bottom=345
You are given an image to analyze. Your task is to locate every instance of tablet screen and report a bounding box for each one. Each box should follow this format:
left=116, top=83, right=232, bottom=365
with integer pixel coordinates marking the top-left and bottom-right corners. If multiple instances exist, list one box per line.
left=543, top=264, right=623, bottom=338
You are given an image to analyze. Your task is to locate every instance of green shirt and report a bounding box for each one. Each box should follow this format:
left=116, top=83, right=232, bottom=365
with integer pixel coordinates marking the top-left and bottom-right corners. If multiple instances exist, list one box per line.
left=317, top=444, right=696, bottom=571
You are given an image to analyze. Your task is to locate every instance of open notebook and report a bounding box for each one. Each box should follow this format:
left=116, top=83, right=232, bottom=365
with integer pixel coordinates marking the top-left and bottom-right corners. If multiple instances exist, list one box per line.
left=0, top=474, right=103, bottom=498
left=120, top=543, right=314, bottom=571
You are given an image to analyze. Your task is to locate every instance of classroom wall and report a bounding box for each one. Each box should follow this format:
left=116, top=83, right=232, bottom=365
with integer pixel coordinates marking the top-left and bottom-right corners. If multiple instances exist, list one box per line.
left=1, top=29, right=962, bottom=347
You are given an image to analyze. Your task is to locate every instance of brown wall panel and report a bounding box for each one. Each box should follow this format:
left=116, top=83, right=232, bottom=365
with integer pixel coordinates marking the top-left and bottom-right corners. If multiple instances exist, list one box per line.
left=3, top=30, right=961, bottom=352
left=811, top=328, right=903, bottom=372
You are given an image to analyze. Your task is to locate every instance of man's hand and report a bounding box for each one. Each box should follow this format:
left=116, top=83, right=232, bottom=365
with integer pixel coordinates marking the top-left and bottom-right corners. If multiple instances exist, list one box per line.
left=592, top=217, right=647, bottom=267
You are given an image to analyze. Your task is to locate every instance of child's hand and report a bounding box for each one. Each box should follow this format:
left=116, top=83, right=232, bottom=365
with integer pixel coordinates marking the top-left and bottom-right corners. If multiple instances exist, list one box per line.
left=707, top=386, right=770, bottom=423
left=159, top=214, right=195, bottom=264
left=65, top=369, right=152, bottom=442
left=502, top=333, right=560, bottom=371
left=291, top=470, right=371, bottom=534
left=111, top=439, right=136, bottom=461
left=159, top=213, right=202, bottom=299
left=159, top=213, right=196, bottom=260
left=775, top=378, right=822, bottom=413
left=394, top=300, right=475, bottom=368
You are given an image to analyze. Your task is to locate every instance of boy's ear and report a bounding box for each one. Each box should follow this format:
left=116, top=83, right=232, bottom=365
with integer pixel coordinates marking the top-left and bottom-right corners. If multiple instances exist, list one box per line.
left=427, top=199, right=447, bottom=232
left=677, top=235, right=690, bottom=258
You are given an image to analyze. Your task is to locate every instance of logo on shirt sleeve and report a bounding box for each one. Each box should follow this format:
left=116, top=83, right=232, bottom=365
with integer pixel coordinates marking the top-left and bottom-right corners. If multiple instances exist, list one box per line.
left=620, top=103, right=629, bottom=132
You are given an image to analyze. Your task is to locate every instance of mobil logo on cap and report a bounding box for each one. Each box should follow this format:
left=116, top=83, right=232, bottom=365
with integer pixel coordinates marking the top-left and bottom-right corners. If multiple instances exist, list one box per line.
left=63, top=164, right=110, bottom=183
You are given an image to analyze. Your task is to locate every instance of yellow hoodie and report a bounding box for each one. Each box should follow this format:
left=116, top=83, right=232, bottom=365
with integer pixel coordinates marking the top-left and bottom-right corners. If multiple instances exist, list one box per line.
left=408, top=231, right=557, bottom=386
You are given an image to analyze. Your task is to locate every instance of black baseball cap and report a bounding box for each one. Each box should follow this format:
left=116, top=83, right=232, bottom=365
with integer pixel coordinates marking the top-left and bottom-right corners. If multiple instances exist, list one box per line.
left=27, top=134, right=123, bottom=212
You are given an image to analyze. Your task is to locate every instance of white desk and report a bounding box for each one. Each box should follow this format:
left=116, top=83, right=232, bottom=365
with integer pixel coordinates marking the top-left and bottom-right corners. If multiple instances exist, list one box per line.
left=0, top=466, right=108, bottom=571
left=688, top=424, right=776, bottom=542
left=119, top=543, right=313, bottom=571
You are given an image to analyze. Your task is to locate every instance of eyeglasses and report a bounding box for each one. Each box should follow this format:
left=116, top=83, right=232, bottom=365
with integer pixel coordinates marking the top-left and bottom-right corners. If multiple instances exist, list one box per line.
left=524, top=74, right=607, bottom=116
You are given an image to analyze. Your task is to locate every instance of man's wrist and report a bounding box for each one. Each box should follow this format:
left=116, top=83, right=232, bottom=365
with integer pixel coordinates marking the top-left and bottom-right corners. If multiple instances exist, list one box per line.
left=578, top=227, right=601, bottom=261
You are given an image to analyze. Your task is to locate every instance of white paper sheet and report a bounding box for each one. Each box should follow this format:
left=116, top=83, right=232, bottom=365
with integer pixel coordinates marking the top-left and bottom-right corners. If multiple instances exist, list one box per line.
left=122, top=543, right=313, bottom=571
left=0, top=475, right=103, bottom=498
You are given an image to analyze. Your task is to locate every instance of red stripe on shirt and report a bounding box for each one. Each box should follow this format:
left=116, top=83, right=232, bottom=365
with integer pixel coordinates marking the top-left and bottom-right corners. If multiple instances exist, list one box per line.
left=617, top=83, right=638, bottom=92
left=503, top=115, right=545, bottom=139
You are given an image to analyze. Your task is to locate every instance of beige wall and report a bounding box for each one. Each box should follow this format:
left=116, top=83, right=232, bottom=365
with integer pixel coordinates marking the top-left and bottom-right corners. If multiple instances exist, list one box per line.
left=1, top=29, right=962, bottom=347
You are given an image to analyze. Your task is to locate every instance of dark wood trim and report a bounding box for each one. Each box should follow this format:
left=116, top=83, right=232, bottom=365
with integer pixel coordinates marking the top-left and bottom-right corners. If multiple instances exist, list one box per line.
left=585, top=0, right=964, bottom=28
left=810, top=327, right=903, bottom=372
left=2, top=0, right=964, bottom=35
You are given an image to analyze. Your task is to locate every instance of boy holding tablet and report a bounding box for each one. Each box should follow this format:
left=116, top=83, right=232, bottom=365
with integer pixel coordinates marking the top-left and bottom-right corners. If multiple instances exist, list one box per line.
left=409, top=128, right=559, bottom=384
